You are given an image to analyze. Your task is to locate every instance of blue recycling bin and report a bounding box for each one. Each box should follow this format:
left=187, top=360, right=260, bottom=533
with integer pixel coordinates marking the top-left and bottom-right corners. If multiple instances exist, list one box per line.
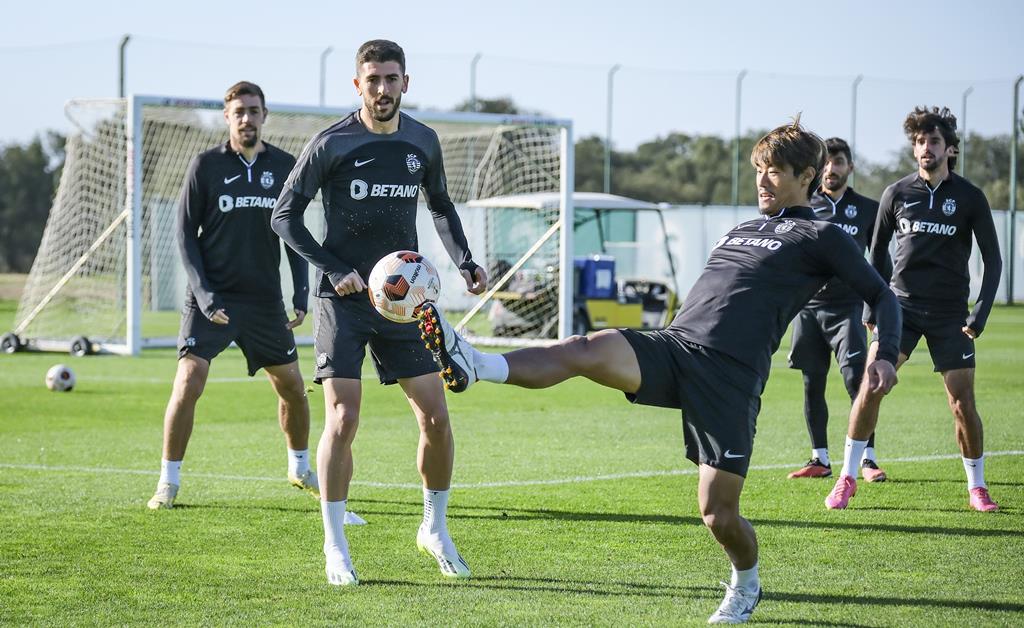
left=574, top=255, right=616, bottom=299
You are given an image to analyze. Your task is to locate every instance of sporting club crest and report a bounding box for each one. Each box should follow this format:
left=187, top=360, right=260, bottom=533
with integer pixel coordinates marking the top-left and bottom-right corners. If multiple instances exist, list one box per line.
left=774, top=220, right=795, bottom=234
left=942, top=198, right=957, bottom=216
left=317, top=352, right=329, bottom=368
left=845, top=205, right=858, bottom=219
left=406, top=153, right=422, bottom=174
left=260, top=171, right=274, bottom=189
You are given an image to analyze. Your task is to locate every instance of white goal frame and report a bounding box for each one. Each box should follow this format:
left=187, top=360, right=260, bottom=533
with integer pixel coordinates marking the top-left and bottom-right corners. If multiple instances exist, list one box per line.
left=13, top=95, right=574, bottom=355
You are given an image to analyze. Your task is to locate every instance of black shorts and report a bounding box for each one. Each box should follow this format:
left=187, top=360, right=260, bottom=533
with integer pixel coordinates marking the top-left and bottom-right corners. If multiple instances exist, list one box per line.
left=178, top=298, right=297, bottom=376
left=312, top=293, right=439, bottom=384
left=620, top=328, right=763, bottom=477
left=788, top=302, right=867, bottom=374
left=892, top=300, right=975, bottom=372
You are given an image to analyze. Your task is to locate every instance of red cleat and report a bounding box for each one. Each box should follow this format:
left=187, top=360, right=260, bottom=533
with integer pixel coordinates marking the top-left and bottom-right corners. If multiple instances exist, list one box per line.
left=788, top=458, right=832, bottom=479
left=861, top=459, right=888, bottom=483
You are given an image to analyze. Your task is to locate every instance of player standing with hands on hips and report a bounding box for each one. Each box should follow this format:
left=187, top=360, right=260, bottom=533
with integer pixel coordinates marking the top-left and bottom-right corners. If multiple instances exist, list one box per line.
left=272, top=40, right=487, bottom=586
left=148, top=81, right=315, bottom=510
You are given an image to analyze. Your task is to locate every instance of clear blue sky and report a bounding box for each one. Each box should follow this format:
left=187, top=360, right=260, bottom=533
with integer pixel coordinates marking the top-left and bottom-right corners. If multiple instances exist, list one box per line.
left=2, top=0, right=1022, bottom=165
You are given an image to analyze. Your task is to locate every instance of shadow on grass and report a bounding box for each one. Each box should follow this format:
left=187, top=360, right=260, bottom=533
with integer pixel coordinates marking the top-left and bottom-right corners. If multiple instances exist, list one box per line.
left=361, top=574, right=719, bottom=599
left=349, top=497, right=1021, bottom=538
left=768, top=590, right=1024, bottom=614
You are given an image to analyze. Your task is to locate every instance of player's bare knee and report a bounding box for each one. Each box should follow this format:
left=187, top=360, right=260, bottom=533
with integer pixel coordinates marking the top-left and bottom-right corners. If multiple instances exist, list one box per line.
left=325, top=407, right=359, bottom=443
left=277, top=379, right=307, bottom=406
left=701, top=502, right=740, bottom=535
left=417, top=410, right=451, bottom=435
left=560, top=334, right=599, bottom=372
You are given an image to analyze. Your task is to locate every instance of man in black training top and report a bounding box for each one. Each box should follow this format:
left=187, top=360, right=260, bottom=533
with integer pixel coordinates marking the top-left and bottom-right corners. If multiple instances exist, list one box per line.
left=826, top=106, right=1003, bottom=512
left=786, top=137, right=887, bottom=481
left=148, top=81, right=315, bottom=510
left=272, top=40, right=488, bottom=586
left=418, top=120, right=902, bottom=624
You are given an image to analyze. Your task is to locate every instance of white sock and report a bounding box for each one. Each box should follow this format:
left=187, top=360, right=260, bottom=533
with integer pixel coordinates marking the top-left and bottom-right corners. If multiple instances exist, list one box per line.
left=321, top=500, right=352, bottom=565
left=287, top=448, right=310, bottom=477
left=963, top=456, right=986, bottom=490
left=474, top=351, right=509, bottom=383
left=812, top=448, right=830, bottom=466
left=422, top=488, right=450, bottom=536
left=841, top=437, right=868, bottom=479
left=730, top=562, right=760, bottom=593
left=862, top=447, right=876, bottom=463
left=159, top=459, right=182, bottom=486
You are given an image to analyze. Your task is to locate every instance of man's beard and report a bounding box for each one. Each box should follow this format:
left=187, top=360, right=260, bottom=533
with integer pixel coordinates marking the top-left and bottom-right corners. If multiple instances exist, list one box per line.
left=920, top=153, right=945, bottom=172
left=823, top=173, right=848, bottom=193
left=370, top=94, right=401, bottom=122
left=239, top=127, right=258, bottom=148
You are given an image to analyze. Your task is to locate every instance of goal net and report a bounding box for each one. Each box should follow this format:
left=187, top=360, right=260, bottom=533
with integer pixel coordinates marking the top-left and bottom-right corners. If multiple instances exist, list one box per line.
left=12, top=96, right=574, bottom=354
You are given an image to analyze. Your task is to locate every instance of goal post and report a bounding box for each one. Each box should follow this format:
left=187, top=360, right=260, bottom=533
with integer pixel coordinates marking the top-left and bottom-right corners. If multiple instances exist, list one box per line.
left=10, top=95, right=574, bottom=355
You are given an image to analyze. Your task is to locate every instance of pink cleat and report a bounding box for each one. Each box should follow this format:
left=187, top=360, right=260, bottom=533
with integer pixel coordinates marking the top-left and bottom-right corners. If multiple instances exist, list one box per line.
left=969, top=487, right=999, bottom=512
left=861, top=459, right=888, bottom=483
left=788, top=458, right=832, bottom=479
left=825, top=475, right=857, bottom=509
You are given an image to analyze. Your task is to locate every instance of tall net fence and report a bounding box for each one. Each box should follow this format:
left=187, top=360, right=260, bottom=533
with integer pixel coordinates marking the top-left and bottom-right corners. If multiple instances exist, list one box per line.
left=14, top=98, right=569, bottom=352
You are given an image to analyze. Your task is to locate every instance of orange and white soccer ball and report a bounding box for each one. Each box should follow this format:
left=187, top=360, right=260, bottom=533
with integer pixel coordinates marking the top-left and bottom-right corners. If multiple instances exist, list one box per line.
left=45, top=364, right=76, bottom=392
left=368, top=251, right=441, bottom=323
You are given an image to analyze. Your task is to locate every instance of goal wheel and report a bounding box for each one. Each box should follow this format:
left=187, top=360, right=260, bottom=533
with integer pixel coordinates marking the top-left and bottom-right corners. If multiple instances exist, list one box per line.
left=70, top=336, right=94, bottom=357
left=1, top=332, right=23, bottom=354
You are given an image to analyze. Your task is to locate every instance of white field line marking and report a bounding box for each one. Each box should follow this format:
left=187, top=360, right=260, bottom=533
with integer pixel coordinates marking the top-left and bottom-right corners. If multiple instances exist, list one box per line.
left=1, top=451, right=1022, bottom=491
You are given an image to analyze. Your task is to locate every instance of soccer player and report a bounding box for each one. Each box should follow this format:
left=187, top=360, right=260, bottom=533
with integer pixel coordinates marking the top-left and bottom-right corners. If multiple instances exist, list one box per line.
left=418, top=120, right=902, bottom=623
left=271, top=40, right=488, bottom=586
left=787, top=138, right=886, bottom=481
left=147, top=81, right=315, bottom=510
left=825, top=106, right=1003, bottom=512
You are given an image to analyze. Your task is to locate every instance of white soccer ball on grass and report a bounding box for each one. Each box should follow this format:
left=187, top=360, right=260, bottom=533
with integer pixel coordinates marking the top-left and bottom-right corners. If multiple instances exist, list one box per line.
left=45, top=364, right=76, bottom=392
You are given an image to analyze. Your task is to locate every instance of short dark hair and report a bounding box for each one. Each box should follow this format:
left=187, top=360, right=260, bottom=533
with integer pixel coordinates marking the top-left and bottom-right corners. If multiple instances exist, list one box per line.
left=356, top=39, right=406, bottom=74
left=224, top=81, right=266, bottom=109
left=750, top=116, right=826, bottom=198
left=824, top=137, right=852, bottom=163
left=903, top=106, right=959, bottom=149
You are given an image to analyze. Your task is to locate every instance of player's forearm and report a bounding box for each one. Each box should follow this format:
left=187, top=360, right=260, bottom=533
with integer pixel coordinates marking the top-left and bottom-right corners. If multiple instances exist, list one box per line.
left=869, top=287, right=902, bottom=365
left=285, top=245, right=309, bottom=312
left=430, top=200, right=473, bottom=266
left=966, top=249, right=1003, bottom=334
left=272, top=187, right=355, bottom=285
left=177, top=231, right=219, bottom=316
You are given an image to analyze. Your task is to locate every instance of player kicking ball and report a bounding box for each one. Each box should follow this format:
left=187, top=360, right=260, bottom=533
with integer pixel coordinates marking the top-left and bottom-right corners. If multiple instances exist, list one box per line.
left=419, top=119, right=902, bottom=623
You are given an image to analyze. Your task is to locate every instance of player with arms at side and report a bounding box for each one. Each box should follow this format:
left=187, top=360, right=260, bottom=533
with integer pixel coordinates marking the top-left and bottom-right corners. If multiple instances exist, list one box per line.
left=148, top=81, right=315, bottom=510
left=418, top=120, right=902, bottom=624
left=271, top=40, right=487, bottom=586
left=786, top=138, right=887, bottom=481
left=825, top=106, right=1003, bottom=512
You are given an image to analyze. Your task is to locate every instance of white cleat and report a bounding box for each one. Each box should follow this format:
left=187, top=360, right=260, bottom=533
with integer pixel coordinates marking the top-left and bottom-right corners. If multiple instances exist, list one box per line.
left=708, top=583, right=762, bottom=624
left=416, top=526, right=471, bottom=579
left=325, top=551, right=359, bottom=587
left=417, top=303, right=478, bottom=393
left=147, top=482, right=179, bottom=510
left=288, top=470, right=320, bottom=498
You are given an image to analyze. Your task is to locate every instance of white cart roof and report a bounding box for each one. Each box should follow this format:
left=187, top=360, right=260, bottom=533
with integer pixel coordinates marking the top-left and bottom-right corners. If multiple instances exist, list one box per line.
left=467, top=192, right=661, bottom=211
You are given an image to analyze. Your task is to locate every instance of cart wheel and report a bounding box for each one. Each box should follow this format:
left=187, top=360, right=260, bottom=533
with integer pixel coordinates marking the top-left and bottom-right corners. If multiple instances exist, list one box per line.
left=70, top=336, right=93, bottom=357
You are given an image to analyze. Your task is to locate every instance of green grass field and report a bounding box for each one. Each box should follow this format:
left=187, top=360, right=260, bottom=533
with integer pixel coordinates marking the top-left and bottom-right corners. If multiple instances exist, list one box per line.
left=1, top=304, right=1022, bottom=626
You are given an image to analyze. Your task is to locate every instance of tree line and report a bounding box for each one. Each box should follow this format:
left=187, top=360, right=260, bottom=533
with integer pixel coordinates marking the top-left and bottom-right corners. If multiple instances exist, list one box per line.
left=1, top=100, right=1021, bottom=273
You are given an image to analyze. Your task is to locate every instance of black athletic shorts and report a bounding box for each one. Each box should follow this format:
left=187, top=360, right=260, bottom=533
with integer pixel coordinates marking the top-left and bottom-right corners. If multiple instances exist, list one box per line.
left=178, top=297, right=297, bottom=376
left=890, top=299, right=975, bottom=372
left=312, top=293, right=439, bottom=384
left=619, top=328, right=763, bottom=477
left=788, top=302, right=867, bottom=374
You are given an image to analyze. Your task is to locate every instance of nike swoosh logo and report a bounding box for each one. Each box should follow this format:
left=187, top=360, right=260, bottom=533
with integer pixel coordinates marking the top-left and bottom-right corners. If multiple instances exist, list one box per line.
left=224, top=175, right=241, bottom=184
left=354, top=158, right=375, bottom=167
left=903, top=201, right=921, bottom=208
left=962, top=352, right=974, bottom=360
left=723, top=450, right=745, bottom=459
left=287, top=347, right=296, bottom=355
left=846, top=351, right=862, bottom=358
